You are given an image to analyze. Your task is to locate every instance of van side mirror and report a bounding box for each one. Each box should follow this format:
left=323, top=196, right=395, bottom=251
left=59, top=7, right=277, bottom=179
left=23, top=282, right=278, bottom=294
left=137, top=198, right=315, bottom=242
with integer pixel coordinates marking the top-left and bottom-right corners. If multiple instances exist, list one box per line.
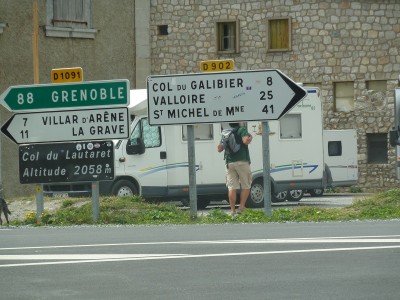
left=389, top=128, right=400, bottom=147
left=126, top=138, right=145, bottom=155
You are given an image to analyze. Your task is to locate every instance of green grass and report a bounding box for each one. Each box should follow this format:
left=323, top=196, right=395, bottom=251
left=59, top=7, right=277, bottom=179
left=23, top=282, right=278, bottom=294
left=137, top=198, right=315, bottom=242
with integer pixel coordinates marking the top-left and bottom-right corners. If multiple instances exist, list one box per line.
left=8, top=189, right=400, bottom=226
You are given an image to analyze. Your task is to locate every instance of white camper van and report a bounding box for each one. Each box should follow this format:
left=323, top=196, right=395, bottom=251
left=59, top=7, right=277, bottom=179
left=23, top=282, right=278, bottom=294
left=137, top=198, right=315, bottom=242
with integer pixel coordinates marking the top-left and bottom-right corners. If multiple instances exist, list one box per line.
left=44, top=87, right=358, bottom=207
left=84, top=87, right=332, bottom=208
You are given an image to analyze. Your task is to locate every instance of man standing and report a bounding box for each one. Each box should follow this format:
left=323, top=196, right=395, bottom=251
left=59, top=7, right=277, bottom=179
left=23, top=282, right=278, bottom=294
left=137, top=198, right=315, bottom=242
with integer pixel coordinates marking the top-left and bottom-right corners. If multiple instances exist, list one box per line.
left=217, top=123, right=253, bottom=215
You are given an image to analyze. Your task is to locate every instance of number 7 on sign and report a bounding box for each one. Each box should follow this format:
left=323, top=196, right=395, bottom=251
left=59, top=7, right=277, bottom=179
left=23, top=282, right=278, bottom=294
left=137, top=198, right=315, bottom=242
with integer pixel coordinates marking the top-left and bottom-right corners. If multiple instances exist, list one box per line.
left=19, top=117, right=29, bottom=139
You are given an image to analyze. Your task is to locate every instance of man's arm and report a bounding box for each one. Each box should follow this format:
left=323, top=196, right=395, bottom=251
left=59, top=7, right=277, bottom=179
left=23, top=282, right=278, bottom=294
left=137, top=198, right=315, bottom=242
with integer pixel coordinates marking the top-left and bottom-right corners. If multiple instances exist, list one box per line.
left=240, top=127, right=252, bottom=145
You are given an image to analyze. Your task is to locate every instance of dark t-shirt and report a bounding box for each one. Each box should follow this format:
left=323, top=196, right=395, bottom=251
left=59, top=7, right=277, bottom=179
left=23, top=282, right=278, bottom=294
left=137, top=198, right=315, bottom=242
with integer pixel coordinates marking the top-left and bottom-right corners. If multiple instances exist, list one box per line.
left=224, top=126, right=251, bottom=164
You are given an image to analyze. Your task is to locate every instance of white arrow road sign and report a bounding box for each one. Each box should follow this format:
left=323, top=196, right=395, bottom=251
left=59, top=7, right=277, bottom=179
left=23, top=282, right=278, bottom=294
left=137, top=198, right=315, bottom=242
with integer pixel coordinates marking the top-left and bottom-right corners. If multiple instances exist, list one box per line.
left=147, top=69, right=307, bottom=125
left=1, top=107, right=129, bottom=144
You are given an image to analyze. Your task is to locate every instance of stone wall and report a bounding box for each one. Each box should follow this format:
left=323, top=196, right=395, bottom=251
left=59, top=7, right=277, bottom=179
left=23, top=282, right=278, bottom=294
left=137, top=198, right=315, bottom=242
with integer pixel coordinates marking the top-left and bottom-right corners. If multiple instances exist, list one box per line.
left=150, top=0, right=400, bottom=192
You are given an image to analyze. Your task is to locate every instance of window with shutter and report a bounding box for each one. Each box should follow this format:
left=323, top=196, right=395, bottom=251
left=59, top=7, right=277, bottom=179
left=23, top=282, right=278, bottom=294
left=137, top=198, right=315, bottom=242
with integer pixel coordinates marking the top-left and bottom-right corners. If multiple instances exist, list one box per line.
left=53, top=0, right=86, bottom=28
left=267, top=17, right=291, bottom=52
left=45, top=0, right=96, bottom=39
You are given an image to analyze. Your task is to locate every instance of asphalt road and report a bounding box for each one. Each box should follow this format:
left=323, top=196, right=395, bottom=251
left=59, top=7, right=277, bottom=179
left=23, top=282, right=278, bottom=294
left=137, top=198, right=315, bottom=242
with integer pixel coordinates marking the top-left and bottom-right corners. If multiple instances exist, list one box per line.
left=1, top=220, right=399, bottom=300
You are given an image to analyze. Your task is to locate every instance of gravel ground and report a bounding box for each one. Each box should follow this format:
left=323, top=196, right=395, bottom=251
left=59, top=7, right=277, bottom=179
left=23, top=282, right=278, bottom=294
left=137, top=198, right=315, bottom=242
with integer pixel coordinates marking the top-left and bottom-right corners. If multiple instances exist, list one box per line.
left=5, top=198, right=88, bottom=222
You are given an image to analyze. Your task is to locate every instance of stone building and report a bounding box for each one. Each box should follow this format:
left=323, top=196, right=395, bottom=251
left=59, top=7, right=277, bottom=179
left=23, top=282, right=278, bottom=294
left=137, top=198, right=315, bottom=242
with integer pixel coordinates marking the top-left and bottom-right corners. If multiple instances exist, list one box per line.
left=1, top=0, right=399, bottom=197
left=149, top=0, right=400, bottom=192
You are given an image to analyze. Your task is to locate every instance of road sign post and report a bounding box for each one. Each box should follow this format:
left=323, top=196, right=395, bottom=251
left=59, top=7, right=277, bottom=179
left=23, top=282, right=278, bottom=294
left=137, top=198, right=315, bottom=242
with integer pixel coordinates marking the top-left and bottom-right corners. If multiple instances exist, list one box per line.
left=0, top=79, right=129, bottom=112
left=147, top=69, right=307, bottom=125
left=262, top=122, right=272, bottom=216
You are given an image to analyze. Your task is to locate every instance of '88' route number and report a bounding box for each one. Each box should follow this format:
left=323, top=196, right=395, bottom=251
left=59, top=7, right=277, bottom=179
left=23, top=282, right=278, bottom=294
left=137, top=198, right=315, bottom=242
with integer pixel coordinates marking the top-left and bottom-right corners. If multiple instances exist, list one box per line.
left=18, top=92, right=34, bottom=105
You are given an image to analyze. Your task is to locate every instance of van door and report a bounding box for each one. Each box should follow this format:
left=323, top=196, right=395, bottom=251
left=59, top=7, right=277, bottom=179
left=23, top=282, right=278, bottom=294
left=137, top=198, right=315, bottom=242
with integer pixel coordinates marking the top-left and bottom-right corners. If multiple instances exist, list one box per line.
left=324, top=130, right=358, bottom=187
left=123, top=117, right=168, bottom=197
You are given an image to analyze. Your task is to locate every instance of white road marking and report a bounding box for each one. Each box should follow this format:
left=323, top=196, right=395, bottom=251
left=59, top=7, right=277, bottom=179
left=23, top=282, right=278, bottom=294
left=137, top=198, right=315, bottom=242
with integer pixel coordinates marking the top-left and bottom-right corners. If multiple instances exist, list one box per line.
left=1, top=234, right=400, bottom=251
left=0, top=254, right=185, bottom=260
left=1, top=235, right=400, bottom=268
left=0, top=245, right=400, bottom=268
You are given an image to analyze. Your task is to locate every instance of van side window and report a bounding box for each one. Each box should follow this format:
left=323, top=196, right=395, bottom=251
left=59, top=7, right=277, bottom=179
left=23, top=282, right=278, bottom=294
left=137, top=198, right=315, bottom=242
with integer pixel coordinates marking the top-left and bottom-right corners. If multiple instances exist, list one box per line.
left=280, top=114, right=302, bottom=139
left=328, top=141, right=342, bottom=156
left=182, top=124, right=213, bottom=140
left=131, top=118, right=161, bottom=148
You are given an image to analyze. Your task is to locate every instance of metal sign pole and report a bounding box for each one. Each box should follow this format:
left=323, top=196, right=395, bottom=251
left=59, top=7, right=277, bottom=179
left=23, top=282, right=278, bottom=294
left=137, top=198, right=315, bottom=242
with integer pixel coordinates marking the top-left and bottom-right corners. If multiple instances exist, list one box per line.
left=92, top=181, right=100, bottom=222
left=187, top=125, right=197, bottom=219
left=33, top=0, right=43, bottom=223
left=35, top=184, right=44, bottom=222
left=262, top=121, right=272, bottom=216
left=395, top=89, right=400, bottom=179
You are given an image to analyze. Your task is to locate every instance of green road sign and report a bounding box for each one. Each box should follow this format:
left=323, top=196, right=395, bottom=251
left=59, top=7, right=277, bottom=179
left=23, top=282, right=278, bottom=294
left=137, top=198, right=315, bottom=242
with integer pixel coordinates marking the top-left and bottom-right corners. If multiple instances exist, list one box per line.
left=0, top=79, right=129, bottom=112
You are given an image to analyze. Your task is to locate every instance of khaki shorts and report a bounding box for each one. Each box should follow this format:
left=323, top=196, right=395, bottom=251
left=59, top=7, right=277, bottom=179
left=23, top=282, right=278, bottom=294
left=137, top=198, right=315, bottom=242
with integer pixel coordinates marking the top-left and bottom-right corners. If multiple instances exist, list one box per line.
left=225, top=161, right=252, bottom=190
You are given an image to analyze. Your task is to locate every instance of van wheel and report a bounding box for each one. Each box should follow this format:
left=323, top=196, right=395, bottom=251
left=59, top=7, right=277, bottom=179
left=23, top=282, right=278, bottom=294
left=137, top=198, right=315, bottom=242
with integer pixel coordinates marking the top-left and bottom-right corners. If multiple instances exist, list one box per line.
left=248, top=179, right=285, bottom=207
left=248, top=179, right=264, bottom=208
left=111, top=180, right=138, bottom=197
left=273, top=191, right=287, bottom=202
left=287, top=189, right=304, bottom=202
left=309, top=189, right=324, bottom=197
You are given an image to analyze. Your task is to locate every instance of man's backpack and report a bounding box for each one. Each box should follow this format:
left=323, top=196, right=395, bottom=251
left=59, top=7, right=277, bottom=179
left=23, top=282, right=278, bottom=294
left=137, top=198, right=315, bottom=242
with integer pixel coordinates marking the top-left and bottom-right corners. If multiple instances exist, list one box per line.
left=221, top=127, right=241, bottom=155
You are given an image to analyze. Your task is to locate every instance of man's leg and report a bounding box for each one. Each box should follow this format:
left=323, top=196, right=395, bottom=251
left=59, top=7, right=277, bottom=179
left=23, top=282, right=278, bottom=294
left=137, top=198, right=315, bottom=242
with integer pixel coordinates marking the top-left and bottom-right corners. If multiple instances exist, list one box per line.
left=238, top=188, right=250, bottom=212
left=228, top=189, right=237, bottom=214
left=237, top=161, right=252, bottom=213
left=226, top=163, right=240, bottom=215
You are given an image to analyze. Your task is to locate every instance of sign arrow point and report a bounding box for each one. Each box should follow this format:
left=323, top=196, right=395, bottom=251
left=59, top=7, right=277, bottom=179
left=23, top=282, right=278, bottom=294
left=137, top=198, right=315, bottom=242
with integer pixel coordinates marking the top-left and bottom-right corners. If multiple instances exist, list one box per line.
left=276, top=70, right=308, bottom=119
left=1, top=115, right=17, bottom=144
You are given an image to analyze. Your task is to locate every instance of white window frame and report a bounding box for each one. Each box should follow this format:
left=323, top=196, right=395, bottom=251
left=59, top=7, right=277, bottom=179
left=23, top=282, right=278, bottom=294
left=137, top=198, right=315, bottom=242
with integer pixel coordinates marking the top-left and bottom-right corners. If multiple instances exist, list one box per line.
left=216, top=20, right=240, bottom=54
left=334, top=81, right=354, bottom=112
left=366, top=80, right=387, bottom=92
left=45, top=0, right=97, bottom=39
left=0, top=22, right=6, bottom=34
